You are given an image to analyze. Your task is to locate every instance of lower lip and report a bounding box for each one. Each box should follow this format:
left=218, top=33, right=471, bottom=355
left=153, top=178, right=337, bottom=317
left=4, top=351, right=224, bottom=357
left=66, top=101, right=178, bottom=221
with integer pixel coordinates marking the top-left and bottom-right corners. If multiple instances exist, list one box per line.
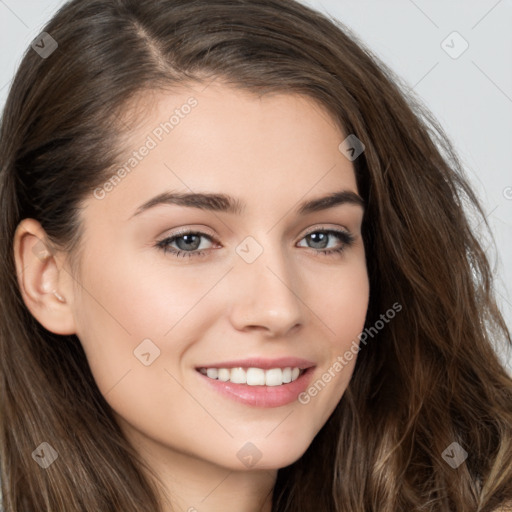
left=196, top=368, right=315, bottom=408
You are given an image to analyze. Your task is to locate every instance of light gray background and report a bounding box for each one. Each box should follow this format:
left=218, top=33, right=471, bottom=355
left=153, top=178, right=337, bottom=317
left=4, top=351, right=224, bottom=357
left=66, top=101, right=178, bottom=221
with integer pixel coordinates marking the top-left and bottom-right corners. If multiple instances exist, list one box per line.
left=0, top=0, right=510, bottom=371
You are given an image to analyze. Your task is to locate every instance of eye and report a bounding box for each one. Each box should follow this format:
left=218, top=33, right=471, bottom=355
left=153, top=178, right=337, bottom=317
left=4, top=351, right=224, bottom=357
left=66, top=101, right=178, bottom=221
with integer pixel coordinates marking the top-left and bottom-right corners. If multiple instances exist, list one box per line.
left=156, top=227, right=355, bottom=259
left=156, top=230, right=216, bottom=258
left=297, top=228, right=355, bottom=256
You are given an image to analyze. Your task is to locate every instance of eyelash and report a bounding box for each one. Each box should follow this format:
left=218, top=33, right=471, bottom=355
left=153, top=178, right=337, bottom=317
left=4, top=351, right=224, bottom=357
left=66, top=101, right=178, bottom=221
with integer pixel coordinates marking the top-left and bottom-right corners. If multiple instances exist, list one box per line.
left=155, top=227, right=355, bottom=259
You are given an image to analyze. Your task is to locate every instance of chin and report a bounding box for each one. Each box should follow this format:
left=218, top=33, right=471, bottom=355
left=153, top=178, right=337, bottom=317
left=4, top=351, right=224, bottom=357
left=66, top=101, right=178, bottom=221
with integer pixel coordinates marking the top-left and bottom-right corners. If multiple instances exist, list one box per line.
left=223, top=434, right=313, bottom=472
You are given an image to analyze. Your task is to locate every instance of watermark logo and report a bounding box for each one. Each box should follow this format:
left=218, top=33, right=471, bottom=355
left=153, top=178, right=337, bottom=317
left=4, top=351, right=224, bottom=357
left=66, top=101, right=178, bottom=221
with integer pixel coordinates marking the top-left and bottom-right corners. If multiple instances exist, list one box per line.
left=31, top=32, right=58, bottom=59
left=442, top=442, right=468, bottom=468
left=32, top=442, right=59, bottom=469
left=133, top=338, right=161, bottom=366
left=441, top=31, right=469, bottom=60
left=235, top=236, right=264, bottom=264
left=237, top=441, right=263, bottom=468
left=338, top=134, right=365, bottom=161
left=31, top=238, right=53, bottom=261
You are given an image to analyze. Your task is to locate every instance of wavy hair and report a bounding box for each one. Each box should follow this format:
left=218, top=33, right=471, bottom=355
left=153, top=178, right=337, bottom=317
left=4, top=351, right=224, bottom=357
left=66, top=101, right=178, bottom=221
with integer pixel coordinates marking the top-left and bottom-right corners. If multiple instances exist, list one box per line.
left=1, top=0, right=511, bottom=510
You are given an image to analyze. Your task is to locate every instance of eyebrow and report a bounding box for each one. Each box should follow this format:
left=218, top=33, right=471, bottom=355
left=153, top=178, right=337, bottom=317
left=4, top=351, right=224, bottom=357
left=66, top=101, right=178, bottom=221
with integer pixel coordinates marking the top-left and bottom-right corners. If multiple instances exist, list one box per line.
left=129, top=189, right=365, bottom=219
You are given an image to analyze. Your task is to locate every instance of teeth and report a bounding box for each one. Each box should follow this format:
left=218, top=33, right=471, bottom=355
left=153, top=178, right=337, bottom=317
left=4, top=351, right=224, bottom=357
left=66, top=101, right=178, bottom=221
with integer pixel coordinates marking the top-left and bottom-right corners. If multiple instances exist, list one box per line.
left=206, top=368, right=219, bottom=379
left=231, top=367, right=246, bottom=384
left=218, top=368, right=230, bottom=382
left=199, top=366, right=304, bottom=386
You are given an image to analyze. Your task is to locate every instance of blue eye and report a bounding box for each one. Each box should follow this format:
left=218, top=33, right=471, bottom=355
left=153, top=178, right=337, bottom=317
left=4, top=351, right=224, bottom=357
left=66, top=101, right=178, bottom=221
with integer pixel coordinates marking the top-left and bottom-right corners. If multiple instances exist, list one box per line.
left=298, top=229, right=355, bottom=255
left=156, top=231, right=214, bottom=259
left=156, top=228, right=355, bottom=259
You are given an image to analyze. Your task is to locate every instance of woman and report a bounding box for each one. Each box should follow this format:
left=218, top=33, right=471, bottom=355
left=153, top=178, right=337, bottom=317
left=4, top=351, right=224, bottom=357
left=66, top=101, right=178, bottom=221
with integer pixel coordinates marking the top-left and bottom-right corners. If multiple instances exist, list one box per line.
left=1, top=0, right=511, bottom=510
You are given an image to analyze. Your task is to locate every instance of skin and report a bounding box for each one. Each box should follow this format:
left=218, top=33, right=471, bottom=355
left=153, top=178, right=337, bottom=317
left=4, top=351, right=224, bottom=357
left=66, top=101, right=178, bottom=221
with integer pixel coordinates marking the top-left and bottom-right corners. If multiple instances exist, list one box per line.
left=14, top=81, right=369, bottom=512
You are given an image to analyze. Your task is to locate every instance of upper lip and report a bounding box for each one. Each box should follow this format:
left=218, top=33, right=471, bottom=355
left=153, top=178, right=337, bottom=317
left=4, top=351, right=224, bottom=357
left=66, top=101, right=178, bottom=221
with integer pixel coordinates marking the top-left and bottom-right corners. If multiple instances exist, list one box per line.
left=195, top=357, right=316, bottom=370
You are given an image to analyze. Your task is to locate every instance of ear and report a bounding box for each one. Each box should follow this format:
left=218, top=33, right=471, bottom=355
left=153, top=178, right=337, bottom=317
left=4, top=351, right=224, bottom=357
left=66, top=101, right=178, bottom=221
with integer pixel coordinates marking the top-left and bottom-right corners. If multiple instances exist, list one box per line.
left=13, top=218, right=77, bottom=335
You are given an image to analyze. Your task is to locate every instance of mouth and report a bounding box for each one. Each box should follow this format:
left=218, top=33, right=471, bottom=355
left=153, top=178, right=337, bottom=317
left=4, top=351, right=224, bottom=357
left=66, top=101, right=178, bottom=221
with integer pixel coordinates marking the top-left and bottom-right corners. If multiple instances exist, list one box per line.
left=194, top=358, right=316, bottom=408
left=196, top=366, right=308, bottom=386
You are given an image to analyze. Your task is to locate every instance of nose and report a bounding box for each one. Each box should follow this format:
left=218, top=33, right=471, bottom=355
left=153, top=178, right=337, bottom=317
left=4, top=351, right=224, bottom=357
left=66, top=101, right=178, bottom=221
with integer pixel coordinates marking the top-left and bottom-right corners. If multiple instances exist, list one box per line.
left=228, top=242, right=304, bottom=337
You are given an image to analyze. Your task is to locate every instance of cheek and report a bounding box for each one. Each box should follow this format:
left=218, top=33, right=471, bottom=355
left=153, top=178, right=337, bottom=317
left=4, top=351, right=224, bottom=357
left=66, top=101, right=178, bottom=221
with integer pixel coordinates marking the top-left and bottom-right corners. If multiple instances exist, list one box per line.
left=72, top=247, right=236, bottom=399
left=319, top=255, right=369, bottom=340
left=300, top=259, right=369, bottom=422
left=71, top=253, right=186, bottom=388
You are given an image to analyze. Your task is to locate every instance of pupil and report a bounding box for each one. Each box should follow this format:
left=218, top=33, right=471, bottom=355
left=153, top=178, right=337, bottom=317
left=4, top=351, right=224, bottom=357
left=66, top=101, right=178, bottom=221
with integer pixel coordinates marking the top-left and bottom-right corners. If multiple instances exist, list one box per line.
left=309, top=232, right=327, bottom=249
left=179, top=235, right=200, bottom=250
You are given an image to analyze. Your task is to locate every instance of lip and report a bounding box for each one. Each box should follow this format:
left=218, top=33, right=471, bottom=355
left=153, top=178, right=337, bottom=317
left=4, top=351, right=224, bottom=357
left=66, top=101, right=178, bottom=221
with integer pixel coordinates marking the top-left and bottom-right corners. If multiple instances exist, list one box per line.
left=195, top=357, right=316, bottom=371
left=195, top=364, right=316, bottom=408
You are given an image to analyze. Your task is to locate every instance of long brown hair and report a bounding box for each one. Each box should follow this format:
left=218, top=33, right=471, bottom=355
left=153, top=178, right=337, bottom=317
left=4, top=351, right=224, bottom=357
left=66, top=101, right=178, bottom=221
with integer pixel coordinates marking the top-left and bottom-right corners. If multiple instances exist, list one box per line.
left=1, top=0, right=511, bottom=510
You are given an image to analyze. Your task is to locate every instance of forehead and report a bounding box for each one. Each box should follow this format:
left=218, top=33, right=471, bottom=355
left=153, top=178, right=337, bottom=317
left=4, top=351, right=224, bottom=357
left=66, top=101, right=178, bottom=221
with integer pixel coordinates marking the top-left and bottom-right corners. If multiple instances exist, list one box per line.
left=85, top=81, right=359, bottom=222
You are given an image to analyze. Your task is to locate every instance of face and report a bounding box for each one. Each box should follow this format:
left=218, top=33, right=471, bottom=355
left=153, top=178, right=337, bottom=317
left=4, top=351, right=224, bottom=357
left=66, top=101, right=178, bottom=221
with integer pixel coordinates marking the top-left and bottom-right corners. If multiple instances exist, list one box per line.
left=60, top=82, right=369, bottom=471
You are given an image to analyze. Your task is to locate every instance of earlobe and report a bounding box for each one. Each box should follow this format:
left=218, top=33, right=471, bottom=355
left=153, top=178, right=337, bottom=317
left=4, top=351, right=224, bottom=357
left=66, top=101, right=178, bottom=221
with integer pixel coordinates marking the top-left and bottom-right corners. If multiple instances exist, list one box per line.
left=13, top=218, right=77, bottom=335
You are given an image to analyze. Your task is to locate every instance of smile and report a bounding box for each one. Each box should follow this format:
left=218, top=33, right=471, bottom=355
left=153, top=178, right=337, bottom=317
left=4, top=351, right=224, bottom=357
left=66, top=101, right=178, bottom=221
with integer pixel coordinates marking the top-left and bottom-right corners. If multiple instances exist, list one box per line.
left=197, top=366, right=305, bottom=386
